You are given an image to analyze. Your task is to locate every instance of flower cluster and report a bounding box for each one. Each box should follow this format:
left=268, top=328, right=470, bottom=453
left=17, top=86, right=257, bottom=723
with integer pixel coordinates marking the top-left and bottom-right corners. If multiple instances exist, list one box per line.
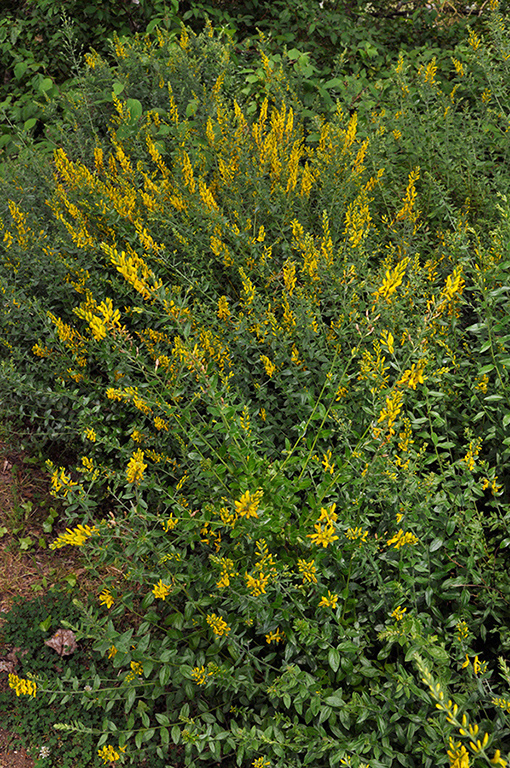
left=8, top=673, right=37, bottom=697
left=206, top=613, right=231, bottom=637
left=152, top=579, right=172, bottom=600
left=97, top=745, right=126, bottom=764
left=386, top=529, right=419, bottom=549
left=307, top=504, right=339, bottom=548
left=50, top=524, right=99, bottom=550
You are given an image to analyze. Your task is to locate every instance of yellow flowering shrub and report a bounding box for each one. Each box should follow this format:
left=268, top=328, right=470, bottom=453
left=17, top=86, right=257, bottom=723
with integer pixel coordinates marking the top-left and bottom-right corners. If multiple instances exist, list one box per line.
left=2, top=17, right=510, bottom=768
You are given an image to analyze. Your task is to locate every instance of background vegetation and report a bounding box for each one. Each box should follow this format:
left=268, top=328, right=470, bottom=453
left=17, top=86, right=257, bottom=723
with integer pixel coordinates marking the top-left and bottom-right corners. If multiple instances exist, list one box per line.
left=1, top=1, right=510, bottom=767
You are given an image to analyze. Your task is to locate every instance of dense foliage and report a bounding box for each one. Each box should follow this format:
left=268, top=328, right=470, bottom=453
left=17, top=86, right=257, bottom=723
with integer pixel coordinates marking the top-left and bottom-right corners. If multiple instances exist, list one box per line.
left=0, top=0, right=491, bottom=160
left=2, top=4, right=510, bottom=768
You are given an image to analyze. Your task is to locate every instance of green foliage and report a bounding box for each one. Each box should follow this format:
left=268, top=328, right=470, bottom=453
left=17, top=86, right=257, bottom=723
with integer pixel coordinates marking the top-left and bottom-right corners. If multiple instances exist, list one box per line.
left=1, top=12, right=510, bottom=768
left=0, top=0, right=180, bottom=159
left=0, top=592, right=108, bottom=767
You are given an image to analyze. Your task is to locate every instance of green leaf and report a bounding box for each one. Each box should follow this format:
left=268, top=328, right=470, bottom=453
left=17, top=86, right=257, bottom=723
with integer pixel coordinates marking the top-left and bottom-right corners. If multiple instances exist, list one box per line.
left=39, top=77, right=53, bottom=93
left=14, top=61, right=28, bottom=80
left=328, top=647, right=340, bottom=673
left=325, top=693, right=343, bottom=707
left=125, top=687, right=136, bottom=713
left=171, top=725, right=181, bottom=745
left=126, top=98, right=142, bottom=121
left=429, top=538, right=443, bottom=552
left=159, top=665, right=171, bottom=687
left=39, top=616, right=52, bottom=632
left=112, top=81, right=125, bottom=95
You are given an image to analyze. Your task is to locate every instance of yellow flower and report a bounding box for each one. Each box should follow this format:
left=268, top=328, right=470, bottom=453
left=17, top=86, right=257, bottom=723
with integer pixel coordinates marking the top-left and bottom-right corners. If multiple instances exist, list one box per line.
left=297, top=558, right=317, bottom=584
left=319, top=591, right=338, bottom=609
left=391, top=605, right=407, bottom=621
left=490, top=750, right=507, bottom=767
left=386, top=529, right=419, bottom=549
left=253, top=758, right=271, bottom=768
left=217, top=295, right=230, bottom=321
left=130, top=661, right=143, bottom=676
left=462, top=654, right=486, bottom=676
left=191, top=666, right=207, bottom=685
left=206, top=613, right=231, bottom=637
left=456, top=620, right=469, bottom=642
left=50, top=523, right=99, bottom=550
left=48, top=464, right=80, bottom=498
left=152, top=579, right=172, bottom=600
left=84, top=427, right=96, bottom=442
left=322, top=451, right=335, bottom=475
left=97, top=745, right=126, bottom=764
left=377, top=391, right=404, bottom=432
left=265, top=628, right=285, bottom=644
left=373, top=258, right=409, bottom=303
left=307, top=522, right=339, bottom=548
left=162, top=515, right=178, bottom=532
left=235, top=489, right=263, bottom=519
left=318, top=503, right=338, bottom=523
left=99, top=589, right=114, bottom=609
left=344, top=527, right=368, bottom=545
left=397, top=361, right=427, bottom=390
left=260, top=354, right=276, bottom=378
left=107, top=645, right=117, bottom=659
left=8, top=673, right=37, bottom=698
left=245, top=571, right=270, bottom=596
left=447, top=739, right=470, bottom=768
left=126, top=448, right=147, bottom=485
left=463, top=439, right=481, bottom=472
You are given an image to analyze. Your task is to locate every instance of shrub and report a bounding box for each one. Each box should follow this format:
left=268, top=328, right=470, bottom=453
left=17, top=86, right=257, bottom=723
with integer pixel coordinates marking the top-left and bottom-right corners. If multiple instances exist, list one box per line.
left=1, top=14, right=510, bottom=768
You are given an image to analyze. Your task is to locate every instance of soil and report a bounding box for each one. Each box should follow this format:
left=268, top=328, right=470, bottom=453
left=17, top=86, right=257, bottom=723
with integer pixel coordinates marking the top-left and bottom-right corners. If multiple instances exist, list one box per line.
left=0, top=728, right=34, bottom=768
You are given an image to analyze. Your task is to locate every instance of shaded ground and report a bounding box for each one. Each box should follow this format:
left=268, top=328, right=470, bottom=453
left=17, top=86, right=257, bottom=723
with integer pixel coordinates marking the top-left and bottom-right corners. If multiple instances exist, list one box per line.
left=0, top=437, right=87, bottom=768
left=0, top=728, right=34, bottom=768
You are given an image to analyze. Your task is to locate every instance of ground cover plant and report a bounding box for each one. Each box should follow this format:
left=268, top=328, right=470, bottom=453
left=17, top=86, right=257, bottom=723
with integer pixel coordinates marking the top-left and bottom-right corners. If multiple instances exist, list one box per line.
left=1, top=5, right=510, bottom=767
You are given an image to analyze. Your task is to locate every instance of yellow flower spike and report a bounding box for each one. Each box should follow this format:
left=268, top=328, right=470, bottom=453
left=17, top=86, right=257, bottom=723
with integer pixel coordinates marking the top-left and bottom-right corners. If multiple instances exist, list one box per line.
left=50, top=523, right=99, bottom=550
left=126, top=448, right=147, bottom=485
